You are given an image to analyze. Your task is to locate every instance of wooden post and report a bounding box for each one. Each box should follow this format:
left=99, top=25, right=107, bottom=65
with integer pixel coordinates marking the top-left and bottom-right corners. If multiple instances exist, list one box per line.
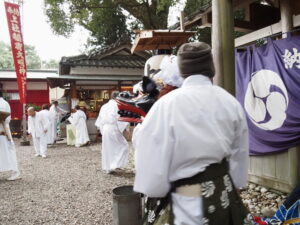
left=118, top=81, right=122, bottom=92
left=71, top=81, right=77, bottom=99
left=280, top=0, right=293, bottom=38
left=212, top=0, right=235, bottom=95
left=180, top=11, right=185, bottom=31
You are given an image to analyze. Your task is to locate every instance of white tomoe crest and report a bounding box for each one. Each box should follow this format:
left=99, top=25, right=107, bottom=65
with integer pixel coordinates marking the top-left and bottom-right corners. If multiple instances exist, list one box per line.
left=208, top=205, right=216, bottom=214
left=220, top=190, right=230, bottom=209
left=202, top=217, right=209, bottom=225
left=201, top=181, right=216, bottom=198
left=147, top=210, right=156, bottom=223
left=223, top=175, right=233, bottom=192
left=244, top=69, right=289, bottom=131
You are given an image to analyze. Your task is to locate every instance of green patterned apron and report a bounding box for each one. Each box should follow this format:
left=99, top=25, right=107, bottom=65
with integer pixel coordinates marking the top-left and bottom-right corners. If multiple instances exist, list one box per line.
left=142, top=159, right=251, bottom=225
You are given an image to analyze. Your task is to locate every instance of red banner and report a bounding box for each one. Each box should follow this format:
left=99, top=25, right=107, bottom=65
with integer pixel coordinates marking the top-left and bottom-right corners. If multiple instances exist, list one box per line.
left=5, top=2, right=27, bottom=104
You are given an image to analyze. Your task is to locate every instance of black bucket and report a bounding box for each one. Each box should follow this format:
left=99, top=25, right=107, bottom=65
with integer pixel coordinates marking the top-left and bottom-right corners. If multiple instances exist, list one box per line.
left=112, top=185, right=142, bottom=225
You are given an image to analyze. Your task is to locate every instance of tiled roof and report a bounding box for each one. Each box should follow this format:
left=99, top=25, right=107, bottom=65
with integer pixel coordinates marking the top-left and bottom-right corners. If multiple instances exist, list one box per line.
left=61, top=55, right=146, bottom=69
left=59, top=39, right=150, bottom=72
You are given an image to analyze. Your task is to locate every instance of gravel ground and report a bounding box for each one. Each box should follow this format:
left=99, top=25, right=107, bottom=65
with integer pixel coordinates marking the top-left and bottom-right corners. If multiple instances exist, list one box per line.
left=0, top=139, right=288, bottom=224
left=241, top=183, right=287, bottom=218
left=0, top=140, right=135, bottom=225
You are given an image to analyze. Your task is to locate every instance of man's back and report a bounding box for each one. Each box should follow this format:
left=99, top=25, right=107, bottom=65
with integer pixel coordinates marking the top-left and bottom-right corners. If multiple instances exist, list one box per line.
left=0, top=97, right=11, bottom=113
left=29, top=112, right=48, bottom=137
left=134, top=75, right=248, bottom=197
left=165, top=76, right=246, bottom=183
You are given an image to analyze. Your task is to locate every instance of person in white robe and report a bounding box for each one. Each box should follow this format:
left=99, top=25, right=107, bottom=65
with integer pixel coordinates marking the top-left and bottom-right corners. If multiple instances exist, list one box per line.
left=40, top=104, right=54, bottom=145
left=0, top=94, right=21, bottom=180
left=28, top=107, right=50, bottom=158
left=68, top=105, right=90, bottom=147
left=133, top=43, right=249, bottom=225
left=49, top=101, right=67, bottom=142
left=95, top=91, right=129, bottom=174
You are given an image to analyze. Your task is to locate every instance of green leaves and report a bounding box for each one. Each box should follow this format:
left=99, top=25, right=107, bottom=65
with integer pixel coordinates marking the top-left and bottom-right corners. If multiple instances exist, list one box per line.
left=44, top=0, right=75, bottom=37
left=43, top=0, right=178, bottom=48
left=0, top=41, right=13, bottom=69
left=157, top=0, right=178, bottom=12
left=0, top=41, right=58, bottom=70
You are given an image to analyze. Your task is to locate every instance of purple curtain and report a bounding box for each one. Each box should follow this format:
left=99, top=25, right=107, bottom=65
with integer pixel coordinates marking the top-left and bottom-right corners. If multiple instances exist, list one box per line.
left=236, top=34, right=300, bottom=155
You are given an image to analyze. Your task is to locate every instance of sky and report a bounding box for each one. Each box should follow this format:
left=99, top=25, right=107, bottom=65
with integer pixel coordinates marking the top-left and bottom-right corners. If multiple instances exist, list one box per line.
left=0, top=0, right=89, bottom=61
left=0, top=0, right=186, bottom=61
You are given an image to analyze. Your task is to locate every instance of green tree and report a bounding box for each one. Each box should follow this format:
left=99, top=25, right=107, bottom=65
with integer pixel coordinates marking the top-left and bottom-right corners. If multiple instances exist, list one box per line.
left=183, top=0, right=212, bottom=44
left=42, top=59, right=59, bottom=69
left=82, top=0, right=131, bottom=47
left=183, top=0, right=246, bottom=45
left=25, top=45, right=41, bottom=69
left=0, top=41, right=42, bottom=70
left=0, top=41, right=13, bottom=69
left=44, top=0, right=180, bottom=48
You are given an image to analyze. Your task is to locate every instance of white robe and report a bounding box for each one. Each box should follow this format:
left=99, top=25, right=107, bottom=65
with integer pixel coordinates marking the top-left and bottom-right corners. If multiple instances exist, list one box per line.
left=40, top=109, right=54, bottom=144
left=95, top=100, right=129, bottom=172
left=69, top=110, right=90, bottom=147
left=49, top=105, right=66, bottom=141
left=28, top=111, right=50, bottom=156
left=0, top=97, right=19, bottom=172
left=133, top=75, right=249, bottom=225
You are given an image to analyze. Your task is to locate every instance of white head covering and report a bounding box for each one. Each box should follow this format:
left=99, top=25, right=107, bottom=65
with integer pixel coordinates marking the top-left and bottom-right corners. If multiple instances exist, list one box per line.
left=154, top=55, right=183, bottom=88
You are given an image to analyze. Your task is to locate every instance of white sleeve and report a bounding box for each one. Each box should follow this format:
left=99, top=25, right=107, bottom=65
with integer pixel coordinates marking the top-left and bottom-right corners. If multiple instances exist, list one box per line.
left=117, top=121, right=129, bottom=133
left=42, top=113, right=50, bottom=131
left=4, top=115, right=13, bottom=141
left=71, top=112, right=80, bottom=126
left=95, top=108, right=104, bottom=133
left=57, top=106, right=67, bottom=114
left=133, top=99, right=174, bottom=197
left=229, top=105, right=249, bottom=189
left=132, top=124, right=142, bottom=149
left=28, top=117, right=33, bottom=134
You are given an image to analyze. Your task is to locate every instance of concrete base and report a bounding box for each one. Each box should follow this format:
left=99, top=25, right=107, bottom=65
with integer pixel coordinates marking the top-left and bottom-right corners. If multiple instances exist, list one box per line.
left=20, top=140, right=30, bottom=146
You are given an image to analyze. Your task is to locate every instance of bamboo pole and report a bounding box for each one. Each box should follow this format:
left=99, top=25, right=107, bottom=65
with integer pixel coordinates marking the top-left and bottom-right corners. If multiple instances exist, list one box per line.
left=212, top=0, right=235, bottom=95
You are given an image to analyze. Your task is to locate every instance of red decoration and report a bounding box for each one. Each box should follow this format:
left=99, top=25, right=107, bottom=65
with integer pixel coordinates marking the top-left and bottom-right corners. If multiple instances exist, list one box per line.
left=5, top=2, right=27, bottom=104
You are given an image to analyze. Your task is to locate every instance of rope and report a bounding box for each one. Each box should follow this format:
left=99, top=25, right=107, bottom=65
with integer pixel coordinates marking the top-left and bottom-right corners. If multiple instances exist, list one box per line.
left=283, top=218, right=300, bottom=225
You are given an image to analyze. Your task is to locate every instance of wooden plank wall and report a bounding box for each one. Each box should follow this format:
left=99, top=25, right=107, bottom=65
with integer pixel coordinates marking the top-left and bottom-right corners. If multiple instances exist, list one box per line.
left=249, top=147, right=300, bottom=193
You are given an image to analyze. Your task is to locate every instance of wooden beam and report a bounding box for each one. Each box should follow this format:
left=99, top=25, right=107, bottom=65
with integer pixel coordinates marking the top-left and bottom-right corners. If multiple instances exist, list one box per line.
left=212, top=0, right=235, bottom=95
left=235, top=21, right=282, bottom=47
left=235, top=14, right=300, bottom=47
left=233, top=0, right=257, bottom=8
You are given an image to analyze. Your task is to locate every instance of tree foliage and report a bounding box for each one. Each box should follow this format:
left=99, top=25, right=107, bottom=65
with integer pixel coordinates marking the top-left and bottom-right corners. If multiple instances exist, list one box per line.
left=183, top=0, right=247, bottom=45
left=44, top=0, right=180, bottom=48
left=24, top=45, right=42, bottom=69
left=0, top=41, right=14, bottom=69
left=184, top=0, right=212, bottom=45
left=0, top=41, right=58, bottom=70
left=42, top=59, right=59, bottom=69
left=81, top=0, right=131, bottom=47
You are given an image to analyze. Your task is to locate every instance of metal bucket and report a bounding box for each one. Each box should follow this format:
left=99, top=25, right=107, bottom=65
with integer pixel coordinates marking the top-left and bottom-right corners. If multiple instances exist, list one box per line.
left=112, top=185, right=142, bottom=225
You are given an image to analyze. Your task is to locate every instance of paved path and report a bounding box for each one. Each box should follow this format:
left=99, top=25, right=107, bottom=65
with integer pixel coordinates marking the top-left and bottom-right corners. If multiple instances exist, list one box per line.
left=0, top=141, right=134, bottom=225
